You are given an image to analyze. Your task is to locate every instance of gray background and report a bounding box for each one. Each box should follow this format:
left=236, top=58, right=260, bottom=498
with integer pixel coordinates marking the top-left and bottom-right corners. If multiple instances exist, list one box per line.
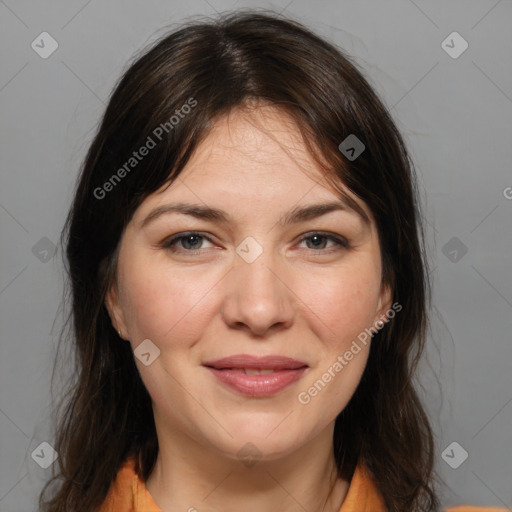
left=1, top=0, right=511, bottom=510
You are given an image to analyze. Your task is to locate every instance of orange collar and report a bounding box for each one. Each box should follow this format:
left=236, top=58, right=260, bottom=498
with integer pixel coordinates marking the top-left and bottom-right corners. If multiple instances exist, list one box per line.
left=99, top=455, right=386, bottom=511
left=99, top=456, right=508, bottom=512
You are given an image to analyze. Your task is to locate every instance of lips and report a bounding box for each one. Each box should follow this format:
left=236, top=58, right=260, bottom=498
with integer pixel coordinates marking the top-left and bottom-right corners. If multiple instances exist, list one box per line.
left=202, top=354, right=309, bottom=397
left=228, top=368, right=276, bottom=375
left=202, top=354, right=308, bottom=371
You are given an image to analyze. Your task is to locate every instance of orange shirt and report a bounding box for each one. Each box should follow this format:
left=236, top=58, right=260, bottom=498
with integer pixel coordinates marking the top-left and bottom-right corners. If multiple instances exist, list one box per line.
left=99, top=456, right=508, bottom=512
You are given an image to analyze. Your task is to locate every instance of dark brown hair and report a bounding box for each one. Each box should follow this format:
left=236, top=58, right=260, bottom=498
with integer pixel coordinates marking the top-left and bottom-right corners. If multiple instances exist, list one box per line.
left=40, top=10, right=439, bottom=512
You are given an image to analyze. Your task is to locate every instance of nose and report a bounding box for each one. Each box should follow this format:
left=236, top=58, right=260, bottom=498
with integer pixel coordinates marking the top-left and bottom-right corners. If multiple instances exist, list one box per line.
left=221, top=246, right=295, bottom=337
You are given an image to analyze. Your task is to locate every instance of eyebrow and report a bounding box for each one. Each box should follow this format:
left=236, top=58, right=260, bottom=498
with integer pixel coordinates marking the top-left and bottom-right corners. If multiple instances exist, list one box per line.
left=140, top=198, right=370, bottom=229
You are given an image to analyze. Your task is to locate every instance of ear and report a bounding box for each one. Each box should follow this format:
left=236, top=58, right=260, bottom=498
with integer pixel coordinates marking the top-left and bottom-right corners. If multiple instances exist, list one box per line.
left=104, top=282, right=128, bottom=338
left=374, top=282, right=393, bottom=325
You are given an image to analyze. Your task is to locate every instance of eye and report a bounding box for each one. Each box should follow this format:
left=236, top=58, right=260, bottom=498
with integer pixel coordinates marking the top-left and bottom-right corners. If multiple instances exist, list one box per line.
left=297, top=232, right=349, bottom=253
left=161, top=232, right=215, bottom=253
left=160, top=231, right=349, bottom=255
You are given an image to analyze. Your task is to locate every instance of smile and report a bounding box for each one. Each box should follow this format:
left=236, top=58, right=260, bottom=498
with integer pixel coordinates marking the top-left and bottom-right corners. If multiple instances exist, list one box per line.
left=202, top=354, right=309, bottom=397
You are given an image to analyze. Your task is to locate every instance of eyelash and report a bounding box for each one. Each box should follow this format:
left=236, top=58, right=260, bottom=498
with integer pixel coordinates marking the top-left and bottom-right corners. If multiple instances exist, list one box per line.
left=160, top=231, right=349, bottom=255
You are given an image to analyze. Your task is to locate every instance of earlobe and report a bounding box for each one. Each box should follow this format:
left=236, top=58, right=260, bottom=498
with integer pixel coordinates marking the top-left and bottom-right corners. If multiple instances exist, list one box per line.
left=104, top=284, right=128, bottom=336
left=375, top=283, right=393, bottom=324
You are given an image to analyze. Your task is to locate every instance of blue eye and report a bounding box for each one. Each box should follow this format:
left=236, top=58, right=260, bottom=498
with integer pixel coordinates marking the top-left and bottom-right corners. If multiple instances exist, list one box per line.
left=161, top=232, right=213, bottom=253
left=298, top=232, right=349, bottom=252
left=161, top=231, right=349, bottom=255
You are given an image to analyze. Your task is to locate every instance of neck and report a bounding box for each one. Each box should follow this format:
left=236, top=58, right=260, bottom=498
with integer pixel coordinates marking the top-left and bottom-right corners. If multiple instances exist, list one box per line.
left=145, top=422, right=350, bottom=512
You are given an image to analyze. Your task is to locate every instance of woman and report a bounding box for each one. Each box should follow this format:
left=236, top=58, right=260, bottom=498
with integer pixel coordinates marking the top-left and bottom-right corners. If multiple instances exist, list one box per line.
left=39, top=10, right=507, bottom=512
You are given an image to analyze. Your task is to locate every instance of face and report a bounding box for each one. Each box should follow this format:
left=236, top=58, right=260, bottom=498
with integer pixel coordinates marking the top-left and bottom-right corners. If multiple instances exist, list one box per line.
left=105, top=104, right=392, bottom=462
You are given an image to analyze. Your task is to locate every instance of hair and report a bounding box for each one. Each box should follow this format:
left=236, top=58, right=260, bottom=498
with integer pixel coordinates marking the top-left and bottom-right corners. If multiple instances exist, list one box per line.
left=39, top=9, right=440, bottom=512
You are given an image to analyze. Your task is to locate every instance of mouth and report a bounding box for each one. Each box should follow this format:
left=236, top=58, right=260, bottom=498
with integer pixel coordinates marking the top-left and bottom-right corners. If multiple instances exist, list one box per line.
left=202, top=354, right=309, bottom=397
left=203, top=354, right=308, bottom=371
left=213, top=368, right=282, bottom=375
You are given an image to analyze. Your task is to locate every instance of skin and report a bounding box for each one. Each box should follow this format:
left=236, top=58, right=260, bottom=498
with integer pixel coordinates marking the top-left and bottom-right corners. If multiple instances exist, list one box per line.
left=105, top=103, right=392, bottom=512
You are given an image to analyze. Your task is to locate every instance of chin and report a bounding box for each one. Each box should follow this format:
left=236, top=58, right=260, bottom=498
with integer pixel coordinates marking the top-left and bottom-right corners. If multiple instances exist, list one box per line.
left=209, top=426, right=305, bottom=463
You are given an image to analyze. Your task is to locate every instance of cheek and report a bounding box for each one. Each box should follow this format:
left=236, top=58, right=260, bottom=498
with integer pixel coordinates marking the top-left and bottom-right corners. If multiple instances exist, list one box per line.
left=298, top=261, right=382, bottom=343
left=118, top=256, right=218, bottom=344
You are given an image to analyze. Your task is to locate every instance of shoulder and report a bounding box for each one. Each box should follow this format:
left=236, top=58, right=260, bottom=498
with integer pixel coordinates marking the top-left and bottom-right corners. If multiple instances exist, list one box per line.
left=99, top=457, right=508, bottom=512
left=350, top=460, right=508, bottom=512
left=98, top=456, right=161, bottom=512
left=98, top=457, right=139, bottom=511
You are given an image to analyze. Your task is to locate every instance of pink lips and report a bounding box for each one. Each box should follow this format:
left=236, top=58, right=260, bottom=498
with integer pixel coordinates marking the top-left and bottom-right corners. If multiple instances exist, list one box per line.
left=202, top=354, right=308, bottom=397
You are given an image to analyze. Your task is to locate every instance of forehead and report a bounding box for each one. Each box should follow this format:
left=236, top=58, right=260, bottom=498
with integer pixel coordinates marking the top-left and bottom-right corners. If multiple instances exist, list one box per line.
left=132, top=103, right=373, bottom=229
left=179, top=104, right=324, bottom=185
